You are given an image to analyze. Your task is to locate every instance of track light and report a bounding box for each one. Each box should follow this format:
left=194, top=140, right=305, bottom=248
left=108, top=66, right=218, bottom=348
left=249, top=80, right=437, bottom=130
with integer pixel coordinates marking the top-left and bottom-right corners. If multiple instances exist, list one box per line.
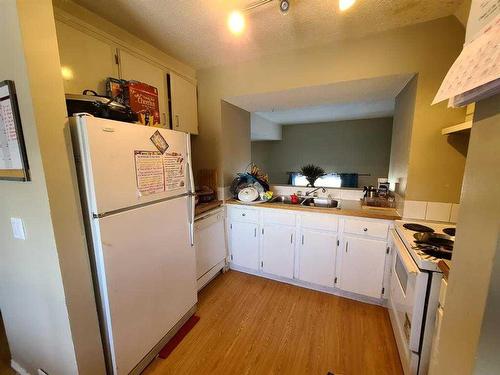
left=279, top=0, right=290, bottom=14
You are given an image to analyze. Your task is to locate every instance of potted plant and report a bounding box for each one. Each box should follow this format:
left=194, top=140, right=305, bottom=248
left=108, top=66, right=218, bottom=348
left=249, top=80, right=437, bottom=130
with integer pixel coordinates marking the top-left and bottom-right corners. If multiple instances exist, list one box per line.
left=300, top=164, right=325, bottom=187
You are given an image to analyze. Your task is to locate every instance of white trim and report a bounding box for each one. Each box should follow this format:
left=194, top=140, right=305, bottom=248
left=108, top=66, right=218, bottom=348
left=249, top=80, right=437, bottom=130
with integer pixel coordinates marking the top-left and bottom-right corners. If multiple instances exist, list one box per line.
left=229, top=263, right=385, bottom=306
left=197, top=260, right=226, bottom=291
left=11, top=360, right=31, bottom=375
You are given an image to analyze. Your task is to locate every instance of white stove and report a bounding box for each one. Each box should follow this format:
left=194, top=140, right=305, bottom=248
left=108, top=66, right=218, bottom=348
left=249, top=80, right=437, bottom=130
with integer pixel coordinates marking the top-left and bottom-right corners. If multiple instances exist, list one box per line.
left=394, top=220, right=456, bottom=272
left=389, top=219, right=456, bottom=374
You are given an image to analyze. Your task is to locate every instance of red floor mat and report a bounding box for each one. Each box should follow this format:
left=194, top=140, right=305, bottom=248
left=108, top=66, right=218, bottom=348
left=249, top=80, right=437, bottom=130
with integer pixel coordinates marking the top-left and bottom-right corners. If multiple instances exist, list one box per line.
left=158, top=315, right=200, bottom=359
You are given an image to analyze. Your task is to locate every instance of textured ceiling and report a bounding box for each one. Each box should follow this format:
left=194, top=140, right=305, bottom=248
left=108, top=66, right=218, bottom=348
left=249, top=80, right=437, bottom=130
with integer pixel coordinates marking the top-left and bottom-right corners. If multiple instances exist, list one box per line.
left=72, top=0, right=465, bottom=69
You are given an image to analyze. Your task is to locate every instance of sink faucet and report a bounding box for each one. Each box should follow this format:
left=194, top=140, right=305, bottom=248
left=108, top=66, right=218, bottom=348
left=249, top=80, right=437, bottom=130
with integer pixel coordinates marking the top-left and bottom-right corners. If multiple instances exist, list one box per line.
left=305, top=187, right=327, bottom=196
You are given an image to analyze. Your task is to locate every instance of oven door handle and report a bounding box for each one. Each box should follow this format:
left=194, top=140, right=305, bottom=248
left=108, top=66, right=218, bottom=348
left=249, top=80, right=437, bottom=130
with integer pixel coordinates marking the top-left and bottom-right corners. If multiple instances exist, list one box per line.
left=390, top=229, right=419, bottom=274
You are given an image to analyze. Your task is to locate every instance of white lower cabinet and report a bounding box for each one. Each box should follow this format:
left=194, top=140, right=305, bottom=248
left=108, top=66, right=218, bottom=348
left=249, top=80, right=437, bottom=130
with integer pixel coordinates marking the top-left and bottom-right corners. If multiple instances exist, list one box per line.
left=229, top=221, right=259, bottom=271
left=226, top=205, right=391, bottom=304
left=261, top=224, right=295, bottom=278
left=298, top=229, right=337, bottom=287
left=339, top=235, right=388, bottom=298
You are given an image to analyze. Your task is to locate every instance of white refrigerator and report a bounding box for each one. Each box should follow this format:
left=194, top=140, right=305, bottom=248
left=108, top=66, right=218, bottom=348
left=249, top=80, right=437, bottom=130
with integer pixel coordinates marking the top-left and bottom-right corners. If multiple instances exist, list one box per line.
left=70, top=115, right=197, bottom=375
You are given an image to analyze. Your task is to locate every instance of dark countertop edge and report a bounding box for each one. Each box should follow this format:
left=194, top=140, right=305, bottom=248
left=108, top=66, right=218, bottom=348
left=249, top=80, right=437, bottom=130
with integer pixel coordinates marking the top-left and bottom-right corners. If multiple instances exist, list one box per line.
left=194, top=200, right=223, bottom=219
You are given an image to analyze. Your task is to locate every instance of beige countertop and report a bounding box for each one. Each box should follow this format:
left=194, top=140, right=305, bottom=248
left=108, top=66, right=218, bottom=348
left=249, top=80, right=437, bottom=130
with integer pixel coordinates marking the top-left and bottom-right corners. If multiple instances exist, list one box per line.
left=225, top=199, right=401, bottom=221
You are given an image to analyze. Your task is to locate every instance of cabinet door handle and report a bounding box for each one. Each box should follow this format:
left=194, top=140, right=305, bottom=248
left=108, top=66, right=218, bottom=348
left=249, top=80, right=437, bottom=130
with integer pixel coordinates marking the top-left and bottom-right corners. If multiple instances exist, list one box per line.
left=345, top=241, right=349, bottom=253
left=290, top=233, right=293, bottom=244
left=175, top=114, right=180, bottom=128
left=254, top=228, right=257, bottom=237
left=162, top=112, right=167, bottom=126
left=301, top=234, right=304, bottom=245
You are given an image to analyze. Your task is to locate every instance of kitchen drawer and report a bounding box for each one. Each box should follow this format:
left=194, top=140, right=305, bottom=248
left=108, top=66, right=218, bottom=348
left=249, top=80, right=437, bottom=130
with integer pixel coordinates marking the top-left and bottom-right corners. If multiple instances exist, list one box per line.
left=300, top=213, right=338, bottom=232
left=344, top=218, right=388, bottom=239
left=263, top=209, right=296, bottom=226
left=228, top=206, right=259, bottom=223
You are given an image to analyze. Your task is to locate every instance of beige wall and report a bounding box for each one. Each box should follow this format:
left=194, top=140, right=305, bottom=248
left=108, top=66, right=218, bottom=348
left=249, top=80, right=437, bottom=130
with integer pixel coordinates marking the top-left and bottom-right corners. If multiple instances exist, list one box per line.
left=194, top=16, right=467, bottom=203
left=0, top=1, right=104, bottom=374
left=429, top=94, right=500, bottom=375
left=220, top=101, right=251, bottom=185
left=388, top=76, right=417, bottom=197
left=251, top=117, right=393, bottom=187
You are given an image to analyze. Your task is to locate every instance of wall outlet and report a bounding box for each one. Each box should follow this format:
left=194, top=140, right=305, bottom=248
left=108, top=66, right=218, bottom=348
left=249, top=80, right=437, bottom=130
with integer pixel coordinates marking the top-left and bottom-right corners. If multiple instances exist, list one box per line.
left=10, top=218, right=26, bottom=240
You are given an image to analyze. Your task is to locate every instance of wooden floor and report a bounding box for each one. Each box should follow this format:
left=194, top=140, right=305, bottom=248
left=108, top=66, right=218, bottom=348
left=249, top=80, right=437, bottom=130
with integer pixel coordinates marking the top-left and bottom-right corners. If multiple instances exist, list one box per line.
left=0, top=313, right=14, bottom=375
left=143, top=270, right=403, bottom=375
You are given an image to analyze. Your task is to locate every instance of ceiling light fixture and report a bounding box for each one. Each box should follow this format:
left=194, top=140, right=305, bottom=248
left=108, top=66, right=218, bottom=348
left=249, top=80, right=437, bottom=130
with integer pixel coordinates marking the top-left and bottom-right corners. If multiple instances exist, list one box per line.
left=227, top=0, right=292, bottom=35
left=228, top=10, right=246, bottom=35
left=339, top=0, right=356, bottom=11
left=279, top=0, right=290, bottom=14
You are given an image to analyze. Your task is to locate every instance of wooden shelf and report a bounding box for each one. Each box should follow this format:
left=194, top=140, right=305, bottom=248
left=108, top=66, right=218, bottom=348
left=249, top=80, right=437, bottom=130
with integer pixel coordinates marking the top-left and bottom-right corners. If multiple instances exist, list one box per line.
left=441, top=120, right=472, bottom=135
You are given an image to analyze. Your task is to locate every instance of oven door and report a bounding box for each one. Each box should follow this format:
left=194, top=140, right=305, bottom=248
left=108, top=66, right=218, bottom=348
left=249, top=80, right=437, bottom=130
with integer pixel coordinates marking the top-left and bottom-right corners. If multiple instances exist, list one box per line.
left=388, top=230, right=429, bottom=373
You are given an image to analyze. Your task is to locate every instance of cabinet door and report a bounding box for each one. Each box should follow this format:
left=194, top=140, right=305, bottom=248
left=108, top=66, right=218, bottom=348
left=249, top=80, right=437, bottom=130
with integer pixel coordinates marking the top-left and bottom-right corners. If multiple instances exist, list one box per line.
left=261, top=224, right=295, bottom=279
left=229, top=221, right=259, bottom=271
left=339, top=236, right=387, bottom=298
left=195, top=212, right=226, bottom=279
left=298, top=230, right=337, bottom=287
left=169, top=72, right=198, bottom=134
left=119, top=49, right=168, bottom=127
left=55, top=21, right=118, bottom=95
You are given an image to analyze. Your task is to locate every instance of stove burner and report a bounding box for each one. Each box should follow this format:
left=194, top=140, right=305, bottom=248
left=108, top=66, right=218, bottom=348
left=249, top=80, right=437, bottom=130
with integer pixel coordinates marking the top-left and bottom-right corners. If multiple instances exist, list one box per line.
left=414, top=232, right=454, bottom=248
left=403, top=223, right=435, bottom=233
left=443, top=227, right=456, bottom=236
left=420, top=246, right=453, bottom=260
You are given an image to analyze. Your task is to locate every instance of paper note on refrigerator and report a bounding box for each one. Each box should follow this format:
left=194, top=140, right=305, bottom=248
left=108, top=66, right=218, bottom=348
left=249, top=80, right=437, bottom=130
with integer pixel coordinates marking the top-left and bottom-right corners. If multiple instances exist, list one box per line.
left=134, top=150, right=165, bottom=195
left=163, top=152, right=185, bottom=191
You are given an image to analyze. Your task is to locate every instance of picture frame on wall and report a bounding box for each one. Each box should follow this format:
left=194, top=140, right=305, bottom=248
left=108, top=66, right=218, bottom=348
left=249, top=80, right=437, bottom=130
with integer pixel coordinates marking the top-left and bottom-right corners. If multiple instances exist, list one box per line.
left=0, top=80, right=30, bottom=181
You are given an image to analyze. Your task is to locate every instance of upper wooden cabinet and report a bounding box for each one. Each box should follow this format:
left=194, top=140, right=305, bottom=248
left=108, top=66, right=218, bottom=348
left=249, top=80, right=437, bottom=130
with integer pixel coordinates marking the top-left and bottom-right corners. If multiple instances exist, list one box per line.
left=168, top=72, right=199, bottom=134
left=55, top=20, right=199, bottom=133
left=118, top=49, right=168, bottom=127
left=55, top=21, right=118, bottom=95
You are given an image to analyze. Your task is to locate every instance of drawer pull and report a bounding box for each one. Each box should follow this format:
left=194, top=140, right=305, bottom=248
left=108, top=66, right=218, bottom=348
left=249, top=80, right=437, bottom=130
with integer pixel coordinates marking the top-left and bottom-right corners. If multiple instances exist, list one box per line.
left=363, top=228, right=368, bottom=232
left=242, top=213, right=246, bottom=217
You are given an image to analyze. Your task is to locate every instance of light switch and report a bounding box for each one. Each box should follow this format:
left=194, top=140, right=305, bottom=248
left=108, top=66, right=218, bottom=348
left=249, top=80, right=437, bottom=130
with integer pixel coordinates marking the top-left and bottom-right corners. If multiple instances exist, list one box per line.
left=11, top=217, right=26, bottom=240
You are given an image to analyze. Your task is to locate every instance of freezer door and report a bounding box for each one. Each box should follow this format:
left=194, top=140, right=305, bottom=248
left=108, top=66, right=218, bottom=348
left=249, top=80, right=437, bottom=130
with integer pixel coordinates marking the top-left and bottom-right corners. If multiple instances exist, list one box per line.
left=95, top=197, right=197, bottom=375
left=72, top=116, right=192, bottom=215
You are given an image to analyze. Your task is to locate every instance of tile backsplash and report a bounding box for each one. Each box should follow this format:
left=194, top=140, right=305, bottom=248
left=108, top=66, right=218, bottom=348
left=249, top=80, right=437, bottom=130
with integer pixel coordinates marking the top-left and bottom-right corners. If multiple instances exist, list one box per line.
left=403, top=200, right=460, bottom=223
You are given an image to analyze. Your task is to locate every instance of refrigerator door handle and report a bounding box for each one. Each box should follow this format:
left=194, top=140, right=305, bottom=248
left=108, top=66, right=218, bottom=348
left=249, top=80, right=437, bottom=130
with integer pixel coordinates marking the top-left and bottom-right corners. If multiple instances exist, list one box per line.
left=188, top=193, right=195, bottom=247
left=186, top=161, right=195, bottom=247
left=186, top=134, right=195, bottom=247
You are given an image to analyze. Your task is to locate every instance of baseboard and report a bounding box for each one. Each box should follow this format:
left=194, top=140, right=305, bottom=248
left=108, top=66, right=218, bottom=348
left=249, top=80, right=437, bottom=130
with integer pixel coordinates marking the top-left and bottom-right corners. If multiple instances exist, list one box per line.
left=11, top=359, right=31, bottom=375
left=229, top=263, right=385, bottom=307
left=197, top=260, right=226, bottom=291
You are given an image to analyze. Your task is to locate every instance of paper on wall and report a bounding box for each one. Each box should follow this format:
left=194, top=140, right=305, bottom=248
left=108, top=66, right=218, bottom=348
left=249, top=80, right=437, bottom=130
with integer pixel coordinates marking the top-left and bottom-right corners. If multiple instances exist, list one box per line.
left=432, top=14, right=500, bottom=106
left=466, top=0, right=500, bottom=43
left=134, top=151, right=165, bottom=195
left=0, top=96, right=22, bottom=170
